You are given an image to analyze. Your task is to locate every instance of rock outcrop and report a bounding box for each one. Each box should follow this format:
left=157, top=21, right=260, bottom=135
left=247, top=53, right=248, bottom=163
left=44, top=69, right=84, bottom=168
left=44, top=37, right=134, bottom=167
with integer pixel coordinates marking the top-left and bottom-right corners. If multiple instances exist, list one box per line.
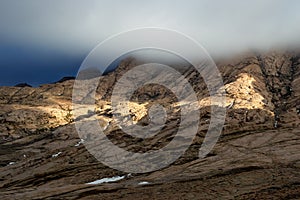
left=0, top=52, right=299, bottom=199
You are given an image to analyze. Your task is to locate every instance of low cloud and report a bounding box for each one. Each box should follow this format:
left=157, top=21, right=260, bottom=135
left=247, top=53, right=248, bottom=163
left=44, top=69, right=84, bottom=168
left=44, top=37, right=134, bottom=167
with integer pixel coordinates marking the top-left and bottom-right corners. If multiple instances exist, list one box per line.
left=0, top=0, right=300, bottom=85
left=0, top=0, right=299, bottom=57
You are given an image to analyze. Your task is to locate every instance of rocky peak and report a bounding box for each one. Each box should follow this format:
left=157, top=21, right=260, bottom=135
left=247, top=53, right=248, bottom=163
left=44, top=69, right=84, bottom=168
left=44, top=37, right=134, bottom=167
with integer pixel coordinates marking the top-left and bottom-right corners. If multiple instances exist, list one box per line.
left=14, top=83, right=32, bottom=88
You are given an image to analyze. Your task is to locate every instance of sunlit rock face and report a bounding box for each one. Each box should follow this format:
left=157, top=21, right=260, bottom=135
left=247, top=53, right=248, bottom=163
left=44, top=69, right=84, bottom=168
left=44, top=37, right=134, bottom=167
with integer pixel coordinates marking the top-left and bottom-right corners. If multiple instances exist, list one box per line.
left=0, top=79, right=75, bottom=139
left=0, top=52, right=300, bottom=199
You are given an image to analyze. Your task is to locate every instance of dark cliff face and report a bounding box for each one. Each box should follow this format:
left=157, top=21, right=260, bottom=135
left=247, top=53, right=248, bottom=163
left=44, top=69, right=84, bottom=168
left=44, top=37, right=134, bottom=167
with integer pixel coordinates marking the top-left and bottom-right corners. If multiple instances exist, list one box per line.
left=0, top=51, right=300, bottom=199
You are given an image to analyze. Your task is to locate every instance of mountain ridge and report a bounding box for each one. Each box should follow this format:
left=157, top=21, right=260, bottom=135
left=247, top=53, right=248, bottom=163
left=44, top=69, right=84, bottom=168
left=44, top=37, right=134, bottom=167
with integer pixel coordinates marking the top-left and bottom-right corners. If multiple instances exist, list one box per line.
left=0, top=51, right=300, bottom=199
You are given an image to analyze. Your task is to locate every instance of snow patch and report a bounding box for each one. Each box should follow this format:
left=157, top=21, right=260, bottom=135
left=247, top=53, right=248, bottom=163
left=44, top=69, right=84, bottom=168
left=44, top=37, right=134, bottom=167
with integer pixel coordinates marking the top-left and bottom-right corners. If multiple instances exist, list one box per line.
left=74, top=139, right=84, bottom=147
left=52, top=152, right=62, bottom=158
left=8, top=162, right=15, bottom=166
left=86, top=175, right=125, bottom=185
left=102, top=122, right=109, bottom=131
left=138, top=181, right=151, bottom=185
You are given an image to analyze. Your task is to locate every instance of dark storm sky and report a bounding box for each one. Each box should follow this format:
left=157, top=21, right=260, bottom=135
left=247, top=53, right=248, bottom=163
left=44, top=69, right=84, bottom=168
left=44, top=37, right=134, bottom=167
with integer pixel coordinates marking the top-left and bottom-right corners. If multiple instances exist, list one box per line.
left=0, top=0, right=300, bottom=86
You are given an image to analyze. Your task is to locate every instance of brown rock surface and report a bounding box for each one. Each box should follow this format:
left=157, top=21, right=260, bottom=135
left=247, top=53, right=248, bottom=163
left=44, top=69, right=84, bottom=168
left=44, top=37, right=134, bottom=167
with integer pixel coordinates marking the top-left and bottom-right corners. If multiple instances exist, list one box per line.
left=0, top=52, right=300, bottom=199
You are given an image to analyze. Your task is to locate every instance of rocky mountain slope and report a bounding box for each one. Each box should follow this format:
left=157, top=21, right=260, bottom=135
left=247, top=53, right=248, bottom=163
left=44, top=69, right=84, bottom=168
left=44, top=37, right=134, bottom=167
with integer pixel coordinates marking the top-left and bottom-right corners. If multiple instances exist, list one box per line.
left=0, top=51, right=300, bottom=199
